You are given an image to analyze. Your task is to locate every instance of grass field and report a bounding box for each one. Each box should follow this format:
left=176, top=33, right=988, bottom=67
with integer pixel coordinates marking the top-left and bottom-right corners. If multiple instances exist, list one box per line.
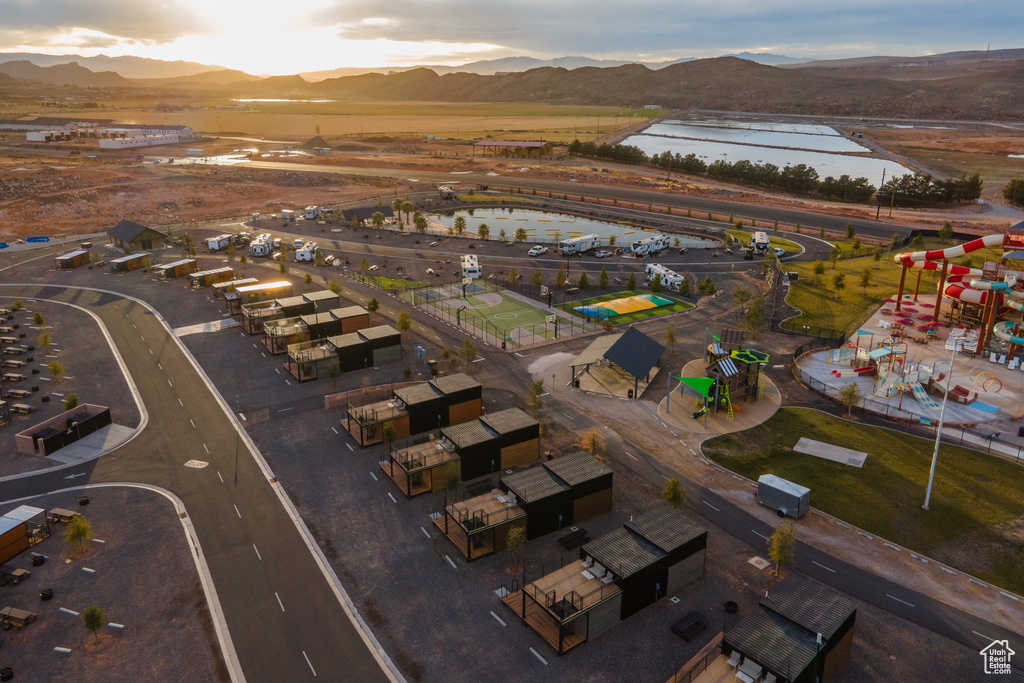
left=703, top=407, right=1024, bottom=595
left=560, top=289, right=694, bottom=325
left=782, top=236, right=1005, bottom=335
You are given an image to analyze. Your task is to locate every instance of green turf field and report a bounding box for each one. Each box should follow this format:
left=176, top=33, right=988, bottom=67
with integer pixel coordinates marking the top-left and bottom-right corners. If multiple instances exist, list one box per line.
left=560, top=289, right=694, bottom=324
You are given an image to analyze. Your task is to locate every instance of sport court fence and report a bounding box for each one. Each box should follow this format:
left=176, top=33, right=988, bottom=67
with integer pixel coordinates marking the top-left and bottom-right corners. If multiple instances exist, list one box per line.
left=791, top=339, right=1022, bottom=462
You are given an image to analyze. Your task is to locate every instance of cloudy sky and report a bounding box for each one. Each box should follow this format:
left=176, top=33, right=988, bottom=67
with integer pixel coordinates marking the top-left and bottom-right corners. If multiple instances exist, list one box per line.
left=0, top=0, right=1020, bottom=74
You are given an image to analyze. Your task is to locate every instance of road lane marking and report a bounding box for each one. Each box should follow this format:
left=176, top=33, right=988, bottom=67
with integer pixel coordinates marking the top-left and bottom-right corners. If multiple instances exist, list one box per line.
left=445, top=555, right=457, bottom=569
left=346, top=443, right=353, bottom=452
left=275, top=368, right=280, bottom=374
left=178, top=398, right=183, bottom=407
left=529, top=647, right=548, bottom=665
left=1000, top=591, right=1020, bottom=601
left=626, top=452, right=638, bottom=460
left=331, top=427, right=338, bottom=435
left=285, top=379, right=291, bottom=386
left=969, top=578, right=989, bottom=588
left=702, top=501, right=719, bottom=512
left=253, top=545, right=262, bottom=560
left=190, top=419, right=196, bottom=428
left=490, top=611, right=507, bottom=627
left=202, top=443, right=209, bottom=454
left=233, top=505, right=241, bottom=518
left=275, top=592, right=285, bottom=612
left=64, top=473, right=86, bottom=480
left=812, top=561, right=836, bottom=573
left=751, top=530, right=767, bottom=540
left=887, top=594, right=914, bottom=607
left=277, top=407, right=294, bottom=413
left=973, top=630, right=996, bottom=642
left=302, top=651, right=317, bottom=677
left=217, top=471, right=224, bottom=484
left=167, top=379, right=173, bottom=387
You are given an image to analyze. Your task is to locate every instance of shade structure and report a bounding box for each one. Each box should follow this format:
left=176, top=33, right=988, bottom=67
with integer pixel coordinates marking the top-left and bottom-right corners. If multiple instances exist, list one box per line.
left=730, top=349, right=770, bottom=365
left=676, top=376, right=715, bottom=398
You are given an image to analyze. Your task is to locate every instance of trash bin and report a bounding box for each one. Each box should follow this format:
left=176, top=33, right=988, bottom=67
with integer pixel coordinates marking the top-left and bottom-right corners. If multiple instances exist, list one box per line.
left=78, top=496, right=89, bottom=506
left=627, top=389, right=634, bottom=399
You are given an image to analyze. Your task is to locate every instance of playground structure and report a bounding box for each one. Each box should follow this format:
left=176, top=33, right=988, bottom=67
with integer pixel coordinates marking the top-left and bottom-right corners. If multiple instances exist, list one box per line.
left=675, top=330, right=771, bottom=425
left=893, top=230, right=1024, bottom=356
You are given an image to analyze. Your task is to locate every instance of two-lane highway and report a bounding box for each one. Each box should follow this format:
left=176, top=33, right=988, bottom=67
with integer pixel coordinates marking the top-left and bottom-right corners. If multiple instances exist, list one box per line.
left=0, top=284, right=395, bottom=683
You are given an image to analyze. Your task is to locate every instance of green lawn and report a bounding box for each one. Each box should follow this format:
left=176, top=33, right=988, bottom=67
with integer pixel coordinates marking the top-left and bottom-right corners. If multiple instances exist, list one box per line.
left=559, top=289, right=694, bottom=325
left=726, top=230, right=802, bottom=253
left=703, top=407, right=1024, bottom=595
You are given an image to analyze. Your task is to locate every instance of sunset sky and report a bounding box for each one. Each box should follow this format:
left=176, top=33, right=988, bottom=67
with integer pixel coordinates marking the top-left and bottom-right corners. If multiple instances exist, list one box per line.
left=0, top=0, right=1019, bottom=74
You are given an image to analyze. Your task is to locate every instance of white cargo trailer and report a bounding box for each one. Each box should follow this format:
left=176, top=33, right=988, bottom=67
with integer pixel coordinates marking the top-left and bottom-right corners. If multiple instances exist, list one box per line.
left=756, top=474, right=810, bottom=519
left=281, top=210, right=296, bottom=221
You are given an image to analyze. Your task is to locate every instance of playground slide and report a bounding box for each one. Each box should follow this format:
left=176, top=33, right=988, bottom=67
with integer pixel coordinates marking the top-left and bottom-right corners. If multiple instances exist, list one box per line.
left=909, top=381, right=941, bottom=410
left=830, top=367, right=875, bottom=378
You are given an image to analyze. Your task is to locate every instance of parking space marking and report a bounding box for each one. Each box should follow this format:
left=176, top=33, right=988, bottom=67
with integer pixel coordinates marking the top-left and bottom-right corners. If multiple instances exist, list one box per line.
left=887, top=594, right=914, bottom=608
left=190, top=419, right=196, bottom=428
left=331, top=427, right=339, bottom=435
left=275, top=368, right=280, bottom=374
left=421, top=527, right=431, bottom=539
left=445, top=555, right=458, bottom=570
left=369, top=471, right=378, bottom=481
left=202, top=443, right=209, bottom=454
left=233, top=505, right=241, bottom=518
left=148, top=348, right=153, bottom=355
left=973, top=630, right=996, bottom=642
left=387, top=492, right=397, bottom=503
left=275, top=592, right=285, bottom=612
left=285, top=379, right=291, bottom=386
left=625, top=452, right=638, bottom=460
left=158, top=363, right=162, bottom=370
left=178, top=398, right=183, bottom=407
left=167, top=379, right=173, bottom=387
left=812, top=561, right=836, bottom=573
left=302, top=651, right=317, bottom=677
left=751, top=529, right=767, bottom=540
left=217, top=471, right=224, bottom=484
left=702, top=501, right=719, bottom=512
left=277, top=407, right=294, bottom=413
left=253, top=545, right=262, bottom=561
left=346, top=443, right=354, bottom=452
left=529, top=647, right=548, bottom=665
left=490, top=611, right=506, bottom=627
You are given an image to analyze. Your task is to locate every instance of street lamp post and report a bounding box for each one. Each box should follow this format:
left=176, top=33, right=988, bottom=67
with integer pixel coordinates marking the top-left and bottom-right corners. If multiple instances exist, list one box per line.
left=923, top=343, right=960, bottom=510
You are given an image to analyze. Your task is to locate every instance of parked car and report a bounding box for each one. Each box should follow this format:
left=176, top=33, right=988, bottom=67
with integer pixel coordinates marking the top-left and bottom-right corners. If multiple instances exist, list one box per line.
left=679, top=247, right=688, bottom=254
left=292, top=239, right=304, bottom=250
left=368, top=265, right=379, bottom=271
left=743, top=250, right=754, bottom=260
left=272, top=238, right=282, bottom=250
left=594, top=250, right=613, bottom=258
left=774, top=247, right=787, bottom=257
left=429, top=241, right=439, bottom=247
left=528, top=245, right=548, bottom=256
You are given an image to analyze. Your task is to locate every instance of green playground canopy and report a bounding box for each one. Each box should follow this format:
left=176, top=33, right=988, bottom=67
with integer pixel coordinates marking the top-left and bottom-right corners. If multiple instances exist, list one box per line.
left=730, top=349, right=771, bottom=365
left=676, top=376, right=715, bottom=398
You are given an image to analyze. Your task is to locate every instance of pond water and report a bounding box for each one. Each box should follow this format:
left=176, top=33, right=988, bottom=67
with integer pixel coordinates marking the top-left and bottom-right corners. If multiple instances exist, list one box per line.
left=430, top=207, right=717, bottom=247
left=642, top=121, right=869, bottom=153
left=621, top=133, right=912, bottom=183
left=682, top=120, right=842, bottom=136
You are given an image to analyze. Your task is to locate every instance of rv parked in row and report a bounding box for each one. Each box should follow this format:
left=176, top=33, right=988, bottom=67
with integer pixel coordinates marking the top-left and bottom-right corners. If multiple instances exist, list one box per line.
left=281, top=209, right=296, bottom=221
left=459, top=254, right=482, bottom=279
left=304, top=206, right=319, bottom=220
left=644, top=263, right=685, bottom=290
left=295, top=241, right=319, bottom=262
left=558, top=234, right=601, bottom=255
left=630, top=234, right=670, bottom=257
left=249, top=233, right=273, bottom=257
left=206, top=234, right=233, bottom=251
left=751, top=231, right=771, bottom=255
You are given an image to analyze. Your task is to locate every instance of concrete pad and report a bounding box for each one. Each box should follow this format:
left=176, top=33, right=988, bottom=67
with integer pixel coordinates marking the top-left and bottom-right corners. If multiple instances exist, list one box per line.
left=173, top=318, right=241, bottom=336
left=575, top=362, right=651, bottom=399
left=659, top=359, right=781, bottom=435
left=748, top=556, right=771, bottom=570
left=45, top=424, right=136, bottom=466
left=793, top=437, right=867, bottom=468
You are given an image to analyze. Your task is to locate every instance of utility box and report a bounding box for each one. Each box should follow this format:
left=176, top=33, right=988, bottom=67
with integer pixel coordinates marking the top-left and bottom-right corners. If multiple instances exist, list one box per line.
left=756, top=474, right=809, bottom=519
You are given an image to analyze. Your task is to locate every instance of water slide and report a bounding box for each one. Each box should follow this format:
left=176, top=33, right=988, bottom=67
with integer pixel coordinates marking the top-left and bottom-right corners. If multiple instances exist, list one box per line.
left=909, top=382, right=942, bottom=410
left=893, top=234, right=1003, bottom=305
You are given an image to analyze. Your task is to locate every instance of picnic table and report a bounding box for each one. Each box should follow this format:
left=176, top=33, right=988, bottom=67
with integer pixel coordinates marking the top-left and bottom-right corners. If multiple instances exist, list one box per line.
left=10, top=403, right=33, bottom=414
left=1, top=359, right=25, bottom=368
left=47, top=508, right=80, bottom=524
left=558, top=528, right=589, bottom=550
left=0, top=606, right=36, bottom=630
left=0, top=565, right=30, bottom=584
left=5, top=389, right=31, bottom=399
left=670, top=611, right=707, bottom=641
left=2, top=373, right=25, bottom=383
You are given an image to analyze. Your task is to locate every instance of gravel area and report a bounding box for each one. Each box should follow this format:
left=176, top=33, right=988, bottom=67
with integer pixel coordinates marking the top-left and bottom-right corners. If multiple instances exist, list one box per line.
left=0, top=300, right=140, bottom=477
left=0, top=487, right=226, bottom=682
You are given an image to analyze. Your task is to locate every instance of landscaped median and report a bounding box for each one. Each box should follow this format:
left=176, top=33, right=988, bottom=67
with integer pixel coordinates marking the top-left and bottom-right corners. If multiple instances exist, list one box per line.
left=702, top=407, right=1024, bottom=596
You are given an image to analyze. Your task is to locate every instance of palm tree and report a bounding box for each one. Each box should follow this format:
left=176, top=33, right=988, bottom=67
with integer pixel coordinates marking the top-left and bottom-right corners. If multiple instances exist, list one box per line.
left=402, top=199, right=415, bottom=224
left=454, top=216, right=467, bottom=235
left=478, top=223, right=490, bottom=240
left=391, top=197, right=404, bottom=224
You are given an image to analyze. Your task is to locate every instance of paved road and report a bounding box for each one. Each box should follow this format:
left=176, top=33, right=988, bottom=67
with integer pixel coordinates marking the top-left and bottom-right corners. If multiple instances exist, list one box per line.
left=0, top=283, right=392, bottom=683
left=157, top=156, right=922, bottom=241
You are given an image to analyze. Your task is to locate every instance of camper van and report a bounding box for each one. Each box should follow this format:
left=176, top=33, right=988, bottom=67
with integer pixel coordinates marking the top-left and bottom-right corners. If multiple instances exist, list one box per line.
left=304, top=206, right=319, bottom=220
left=295, top=241, right=319, bottom=262
left=558, top=234, right=601, bottom=255
left=281, top=210, right=296, bottom=221
left=644, top=263, right=685, bottom=290
left=249, top=233, right=273, bottom=257
left=629, top=234, right=670, bottom=257
left=459, top=255, right=482, bottom=279
left=751, top=231, right=770, bottom=255
left=206, top=234, right=233, bottom=251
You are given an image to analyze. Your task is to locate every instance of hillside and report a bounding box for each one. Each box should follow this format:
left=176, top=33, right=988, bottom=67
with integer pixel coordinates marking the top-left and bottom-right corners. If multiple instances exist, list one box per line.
left=0, top=52, right=227, bottom=79
left=0, top=60, right=127, bottom=87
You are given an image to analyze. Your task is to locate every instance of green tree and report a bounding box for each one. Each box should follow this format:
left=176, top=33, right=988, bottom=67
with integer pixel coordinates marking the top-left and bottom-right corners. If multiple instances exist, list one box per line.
left=499, top=228, right=507, bottom=241
left=626, top=272, right=636, bottom=290
left=12, top=299, right=23, bottom=310
left=64, top=514, right=93, bottom=554
left=873, top=247, right=884, bottom=268
left=38, top=331, right=51, bottom=348
left=457, top=337, right=477, bottom=367
left=819, top=227, right=826, bottom=238
left=506, top=525, right=527, bottom=571
left=396, top=311, right=412, bottom=336
left=527, top=379, right=545, bottom=415
left=392, top=197, right=404, bottom=222
left=64, top=393, right=79, bottom=410
left=367, top=298, right=380, bottom=314
left=650, top=273, right=662, bottom=293
left=508, top=267, right=519, bottom=287
left=599, top=268, right=609, bottom=290
left=478, top=223, right=490, bottom=240
left=845, top=223, right=856, bottom=239
left=699, top=276, right=716, bottom=295
left=832, top=272, right=846, bottom=299
left=679, top=277, right=689, bottom=297
left=912, top=234, right=925, bottom=250
left=514, top=227, right=527, bottom=242
left=239, top=254, right=247, bottom=264
left=81, top=605, right=107, bottom=644
left=402, top=199, right=414, bottom=223
left=33, top=311, right=44, bottom=327
left=1004, top=178, right=1024, bottom=205
left=662, top=476, right=685, bottom=507
left=890, top=233, right=902, bottom=250
left=860, top=268, right=872, bottom=293
left=382, top=420, right=396, bottom=444
left=829, top=245, right=842, bottom=269
left=724, top=233, right=735, bottom=248
left=324, top=358, right=341, bottom=389
left=532, top=270, right=543, bottom=288
left=664, top=323, right=677, bottom=353
left=415, top=215, right=428, bottom=233
left=812, top=260, right=826, bottom=283
left=744, top=297, right=766, bottom=339
left=361, top=257, right=370, bottom=274
left=226, top=241, right=236, bottom=260
left=578, top=428, right=605, bottom=455
left=279, top=261, right=288, bottom=275
left=47, top=360, right=65, bottom=382
left=303, top=272, right=313, bottom=287
left=453, top=216, right=467, bottom=235
left=328, top=280, right=343, bottom=295
left=839, top=381, right=862, bottom=416
left=768, top=521, right=796, bottom=577
left=607, top=235, right=616, bottom=247
left=578, top=272, right=589, bottom=290
left=371, top=211, right=385, bottom=229
left=733, top=287, right=752, bottom=311
left=938, top=222, right=954, bottom=242
left=852, top=237, right=862, bottom=250
left=556, top=268, right=567, bottom=289
left=444, top=460, right=461, bottom=493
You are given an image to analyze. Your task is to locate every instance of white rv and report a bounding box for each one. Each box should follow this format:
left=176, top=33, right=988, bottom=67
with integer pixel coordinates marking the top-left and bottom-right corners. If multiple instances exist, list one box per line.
left=751, top=231, right=770, bottom=254
left=281, top=209, right=296, bottom=221
left=249, top=233, right=273, bottom=257
left=295, top=241, right=319, bottom=262
left=459, top=255, right=482, bottom=279
left=644, top=263, right=685, bottom=290
left=630, top=234, right=670, bottom=257
left=206, top=234, right=233, bottom=251
left=304, top=205, right=319, bottom=220
left=558, top=234, right=601, bottom=255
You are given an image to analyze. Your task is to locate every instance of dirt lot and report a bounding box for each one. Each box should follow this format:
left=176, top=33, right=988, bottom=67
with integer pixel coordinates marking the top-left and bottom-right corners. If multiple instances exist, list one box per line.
left=0, top=487, right=226, bottom=683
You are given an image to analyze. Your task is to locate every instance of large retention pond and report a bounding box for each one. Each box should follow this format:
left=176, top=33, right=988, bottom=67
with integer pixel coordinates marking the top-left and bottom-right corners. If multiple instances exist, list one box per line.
left=430, top=208, right=716, bottom=247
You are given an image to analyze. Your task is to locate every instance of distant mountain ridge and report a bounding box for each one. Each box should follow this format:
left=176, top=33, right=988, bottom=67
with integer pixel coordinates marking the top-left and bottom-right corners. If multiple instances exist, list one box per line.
left=0, top=52, right=227, bottom=79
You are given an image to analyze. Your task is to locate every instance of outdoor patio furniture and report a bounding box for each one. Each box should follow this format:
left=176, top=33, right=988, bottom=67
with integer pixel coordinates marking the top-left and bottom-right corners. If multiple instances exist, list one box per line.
left=0, top=566, right=29, bottom=585
left=47, top=508, right=80, bottom=524
left=737, top=657, right=764, bottom=683
left=0, top=606, right=36, bottom=630
left=582, top=556, right=594, bottom=569
left=999, top=354, right=1007, bottom=364
left=600, top=574, right=614, bottom=585
left=990, top=353, right=998, bottom=363
left=591, top=563, right=606, bottom=579
left=558, top=528, right=588, bottom=550
left=1009, top=358, right=1020, bottom=371
left=763, top=674, right=777, bottom=683
left=726, top=652, right=742, bottom=669
left=581, top=570, right=594, bottom=580
left=670, top=611, right=707, bottom=641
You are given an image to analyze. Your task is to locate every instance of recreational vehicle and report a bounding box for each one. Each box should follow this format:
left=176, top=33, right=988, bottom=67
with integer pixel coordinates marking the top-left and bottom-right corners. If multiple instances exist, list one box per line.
left=281, top=210, right=296, bottom=221
left=629, top=234, right=670, bottom=257
left=751, top=231, right=770, bottom=255
left=438, top=186, right=457, bottom=200
left=304, top=206, right=319, bottom=220
left=644, top=264, right=685, bottom=290
left=558, top=234, right=601, bottom=255
left=206, top=234, right=233, bottom=251
left=459, top=255, right=482, bottom=279
left=295, top=242, right=319, bottom=262
left=249, top=233, right=273, bottom=257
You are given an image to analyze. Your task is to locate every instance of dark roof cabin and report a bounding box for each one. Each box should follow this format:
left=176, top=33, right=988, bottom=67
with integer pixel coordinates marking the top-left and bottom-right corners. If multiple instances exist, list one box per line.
left=442, top=408, right=540, bottom=481
left=352, top=374, right=482, bottom=448
left=107, top=220, right=166, bottom=253
left=286, top=324, right=399, bottom=382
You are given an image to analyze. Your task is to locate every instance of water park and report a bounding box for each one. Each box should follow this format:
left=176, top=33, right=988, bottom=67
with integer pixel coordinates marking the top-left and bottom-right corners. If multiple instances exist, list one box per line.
left=796, top=230, right=1024, bottom=424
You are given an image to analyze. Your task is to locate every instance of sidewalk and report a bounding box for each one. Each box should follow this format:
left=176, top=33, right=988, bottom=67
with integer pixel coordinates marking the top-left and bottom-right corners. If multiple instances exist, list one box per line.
left=527, top=350, right=1024, bottom=639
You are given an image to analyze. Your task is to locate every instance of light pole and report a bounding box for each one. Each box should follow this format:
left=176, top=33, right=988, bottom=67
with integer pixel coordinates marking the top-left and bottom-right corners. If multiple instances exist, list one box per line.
left=923, top=342, right=960, bottom=510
